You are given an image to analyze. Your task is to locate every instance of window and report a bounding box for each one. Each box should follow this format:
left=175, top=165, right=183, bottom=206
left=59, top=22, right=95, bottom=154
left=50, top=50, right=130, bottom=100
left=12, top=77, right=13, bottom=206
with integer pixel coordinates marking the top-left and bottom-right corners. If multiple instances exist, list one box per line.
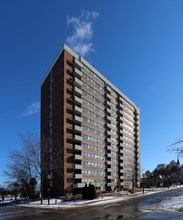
left=82, top=71, right=105, bottom=92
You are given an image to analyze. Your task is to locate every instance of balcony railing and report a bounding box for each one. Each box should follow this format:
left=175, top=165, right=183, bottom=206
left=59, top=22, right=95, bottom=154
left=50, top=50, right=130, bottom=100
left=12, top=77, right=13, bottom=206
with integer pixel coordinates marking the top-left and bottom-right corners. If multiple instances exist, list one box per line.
left=73, top=86, right=82, bottom=97
left=74, top=125, right=82, bottom=133
left=75, top=174, right=83, bottom=179
left=73, top=57, right=82, bottom=69
left=106, top=85, right=112, bottom=93
left=107, top=176, right=112, bottom=179
left=74, top=164, right=83, bottom=170
left=73, top=115, right=83, bottom=124
left=107, top=168, right=112, bottom=172
left=73, top=183, right=85, bottom=188
left=73, top=105, right=83, bottom=115
left=74, top=154, right=83, bottom=160
left=74, top=144, right=82, bottom=151
left=73, top=135, right=82, bottom=142
left=73, top=96, right=82, bottom=106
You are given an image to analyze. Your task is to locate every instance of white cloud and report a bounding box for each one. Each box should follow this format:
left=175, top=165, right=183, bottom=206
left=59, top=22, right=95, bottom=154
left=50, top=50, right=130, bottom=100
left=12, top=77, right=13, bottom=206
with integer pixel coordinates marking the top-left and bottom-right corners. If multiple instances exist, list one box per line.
left=73, top=43, right=93, bottom=57
left=19, top=102, right=40, bottom=118
left=66, top=10, right=99, bottom=57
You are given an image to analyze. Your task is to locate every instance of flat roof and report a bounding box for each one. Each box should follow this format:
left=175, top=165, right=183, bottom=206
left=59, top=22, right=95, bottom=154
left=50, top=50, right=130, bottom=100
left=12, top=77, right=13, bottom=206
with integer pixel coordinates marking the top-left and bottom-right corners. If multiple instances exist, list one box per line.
left=41, top=43, right=139, bottom=111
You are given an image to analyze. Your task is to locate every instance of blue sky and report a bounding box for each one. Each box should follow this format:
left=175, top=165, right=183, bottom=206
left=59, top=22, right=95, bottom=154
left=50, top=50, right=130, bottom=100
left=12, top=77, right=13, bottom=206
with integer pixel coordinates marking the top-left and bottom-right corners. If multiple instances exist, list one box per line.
left=1, top=0, right=183, bottom=186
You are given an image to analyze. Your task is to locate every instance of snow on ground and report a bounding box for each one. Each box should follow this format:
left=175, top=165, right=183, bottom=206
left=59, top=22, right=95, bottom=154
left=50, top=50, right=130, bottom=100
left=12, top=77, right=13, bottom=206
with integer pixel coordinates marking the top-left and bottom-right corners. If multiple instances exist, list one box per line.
left=17, top=185, right=183, bottom=209
left=140, top=195, right=183, bottom=215
left=161, top=196, right=183, bottom=212
left=0, top=199, right=15, bottom=204
left=19, top=196, right=121, bottom=209
left=138, top=186, right=183, bottom=215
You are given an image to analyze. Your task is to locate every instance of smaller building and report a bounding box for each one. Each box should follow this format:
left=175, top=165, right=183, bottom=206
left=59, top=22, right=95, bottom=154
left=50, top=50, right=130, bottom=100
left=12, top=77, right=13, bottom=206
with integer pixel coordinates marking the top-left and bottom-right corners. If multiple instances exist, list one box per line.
left=169, top=160, right=177, bottom=168
left=156, top=164, right=166, bottom=170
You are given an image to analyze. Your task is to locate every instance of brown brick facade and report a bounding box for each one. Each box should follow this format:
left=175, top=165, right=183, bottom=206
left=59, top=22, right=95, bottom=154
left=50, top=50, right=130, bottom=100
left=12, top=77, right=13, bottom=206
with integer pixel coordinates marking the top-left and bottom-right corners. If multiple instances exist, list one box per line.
left=41, top=44, right=140, bottom=196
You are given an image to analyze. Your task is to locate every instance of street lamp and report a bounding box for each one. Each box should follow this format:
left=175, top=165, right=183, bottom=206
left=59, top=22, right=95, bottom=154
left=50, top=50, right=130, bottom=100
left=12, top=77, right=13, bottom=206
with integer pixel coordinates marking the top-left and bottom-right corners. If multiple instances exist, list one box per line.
left=47, top=174, right=50, bottom=205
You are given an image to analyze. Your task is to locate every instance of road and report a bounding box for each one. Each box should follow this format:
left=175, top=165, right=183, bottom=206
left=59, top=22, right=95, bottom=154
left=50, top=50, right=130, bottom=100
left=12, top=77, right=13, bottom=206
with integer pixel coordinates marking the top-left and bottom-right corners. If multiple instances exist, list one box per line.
left=1, top=188, right=183, bottom=219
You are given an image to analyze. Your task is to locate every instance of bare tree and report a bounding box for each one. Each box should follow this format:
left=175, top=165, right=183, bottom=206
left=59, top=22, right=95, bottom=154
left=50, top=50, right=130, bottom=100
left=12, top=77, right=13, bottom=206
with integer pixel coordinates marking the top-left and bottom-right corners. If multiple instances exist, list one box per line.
left=167, top=138, right=183, bottom=157
left=4, top=132, right=63, bottom=204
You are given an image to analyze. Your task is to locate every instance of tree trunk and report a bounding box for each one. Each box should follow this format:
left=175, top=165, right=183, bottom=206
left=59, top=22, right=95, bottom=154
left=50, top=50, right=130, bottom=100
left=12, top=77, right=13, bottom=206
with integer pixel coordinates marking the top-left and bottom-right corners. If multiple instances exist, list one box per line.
left=41, top=175, right=43, bottom=205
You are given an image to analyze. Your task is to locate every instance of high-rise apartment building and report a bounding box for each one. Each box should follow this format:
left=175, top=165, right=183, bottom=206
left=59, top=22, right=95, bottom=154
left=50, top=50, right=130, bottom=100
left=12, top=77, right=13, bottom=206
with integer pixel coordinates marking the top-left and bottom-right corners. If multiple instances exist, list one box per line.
left=41, top=44, right=140, bottom=196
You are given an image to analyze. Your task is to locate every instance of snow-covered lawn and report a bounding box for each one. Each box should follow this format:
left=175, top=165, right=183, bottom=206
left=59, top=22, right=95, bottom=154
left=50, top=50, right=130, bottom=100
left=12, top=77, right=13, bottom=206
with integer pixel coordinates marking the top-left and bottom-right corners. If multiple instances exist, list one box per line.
left=17, top=185, right=183, bottom=209
left=19, top=196, right=121, bottom=208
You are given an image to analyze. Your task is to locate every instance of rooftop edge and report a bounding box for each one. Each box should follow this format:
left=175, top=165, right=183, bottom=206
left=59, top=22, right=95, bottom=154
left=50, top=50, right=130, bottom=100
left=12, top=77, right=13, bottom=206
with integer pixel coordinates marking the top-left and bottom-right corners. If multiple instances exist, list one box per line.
left=41, top=43, right=139, bottom=111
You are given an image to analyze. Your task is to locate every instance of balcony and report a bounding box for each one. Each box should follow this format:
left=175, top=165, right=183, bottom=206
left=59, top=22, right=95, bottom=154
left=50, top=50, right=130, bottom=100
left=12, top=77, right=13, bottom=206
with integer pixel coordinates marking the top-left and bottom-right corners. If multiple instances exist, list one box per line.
left=107, top=108, right=111, bottom=115
left=120, top=156, right=123, bottom=160
left=119, top=129, right=123, bottom=135
left=120, top=176, right=124, bottom=180
left=119, top=136, right=124, bottom=142
left=120, top=149, right=124, bottom=154
left=73, top=105, right=83, bottom=115
left=73, top=67, right=82, bottom=79
left=136, top=126, right=140, bottom=131
left=74, top=164, right=83, bottom=170
left=119, top=143, right=123, bottom=148
left=75, top=174, right=83, bottom=179
left=119, top=116, right=123, bottom=123
left=106, top=101, right=112, bottom=107
left=107, top=176, right=112, bottom=179
left=107, top=123, right=111, bottom=129
left=107, top=183, right=112, bottom=187
left=107, top=153, right=112, bottom=158
left=107, top=131, right=112, bottom=137
left=107, top=138, right=112, bottom=143
left=73, top=135, right=82, bottom=142
left=73, top=57, right=82, bottom=69
left=73, top=96, right=82, bottom=106
left=106, top=115, right=111, bottom=121
left=74, top=125, right=82, bottom=133
left=107, top=168, right=112, bottom=172
left=73, top=86, right=82, bottom=97
left=74, top=154, right=83, bottom=161
left=106, top=93, right=112, bottom=100
left=119, top=123, right=123, bottom=129
left=120, top=163, right=124, bottom=167
left=74, top=77, right=82, bottom=87
left=73, top=115, right=83, bottom=124
left=119, top=109, right=123, bottom=116
left=106, top=85, right=112, bottom=93
left=135, top=121, right=140, bottom=127
left=73, top=183, right=85, bottom=188
left=119, top=103, right=123, bottom=109
left=107, top=145, right=112, bottom=151
left=107, top=160, right=112, bottom=165
left=120, top=169, right=123, bottom=173
left=74, top=144, right=82, bottom=151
